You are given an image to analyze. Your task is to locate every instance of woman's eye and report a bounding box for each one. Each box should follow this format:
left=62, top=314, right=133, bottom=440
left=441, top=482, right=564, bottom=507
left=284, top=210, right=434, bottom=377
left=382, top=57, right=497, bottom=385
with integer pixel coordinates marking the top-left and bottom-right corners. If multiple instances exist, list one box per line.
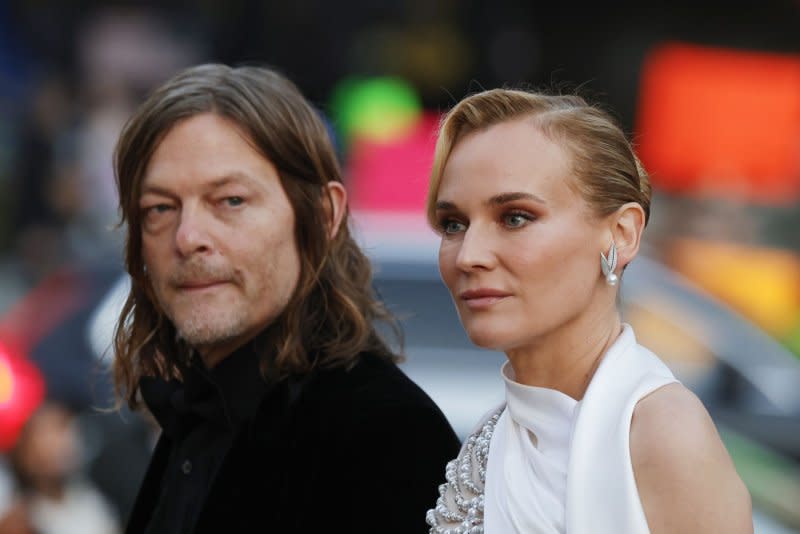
left=442, top=220, right=466, bottom=235
left=503, top=212, right=533, bottom=228
left=223, top=196, right=244, bottom=207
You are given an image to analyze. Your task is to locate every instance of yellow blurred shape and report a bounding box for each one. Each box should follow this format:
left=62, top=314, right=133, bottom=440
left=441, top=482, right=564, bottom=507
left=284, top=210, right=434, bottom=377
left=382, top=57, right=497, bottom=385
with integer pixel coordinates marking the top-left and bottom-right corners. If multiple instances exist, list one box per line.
left=667, top=238, right=800, bottom=336
left=625, top=300, right=716, bottom=390
left=0, top=359, right=13, bottom=405
left=330, top=77, right=421, bottom=145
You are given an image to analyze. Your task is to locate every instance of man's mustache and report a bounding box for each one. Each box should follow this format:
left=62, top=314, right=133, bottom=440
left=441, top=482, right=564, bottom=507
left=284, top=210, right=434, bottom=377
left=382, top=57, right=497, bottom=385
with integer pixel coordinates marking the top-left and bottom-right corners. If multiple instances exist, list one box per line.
left=168, top=261, right=236, bottom=286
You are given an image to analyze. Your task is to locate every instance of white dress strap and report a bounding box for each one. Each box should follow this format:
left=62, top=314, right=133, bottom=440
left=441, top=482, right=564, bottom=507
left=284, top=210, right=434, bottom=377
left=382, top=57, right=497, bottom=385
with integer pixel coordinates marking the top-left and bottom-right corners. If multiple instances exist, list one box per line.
left=566, top=326, right=678, bottom=534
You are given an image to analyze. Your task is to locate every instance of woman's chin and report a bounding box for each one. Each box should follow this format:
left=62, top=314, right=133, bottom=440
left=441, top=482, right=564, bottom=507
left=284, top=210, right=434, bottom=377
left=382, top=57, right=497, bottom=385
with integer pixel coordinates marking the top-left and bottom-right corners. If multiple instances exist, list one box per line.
left=465, top=328, right=509, bottom=352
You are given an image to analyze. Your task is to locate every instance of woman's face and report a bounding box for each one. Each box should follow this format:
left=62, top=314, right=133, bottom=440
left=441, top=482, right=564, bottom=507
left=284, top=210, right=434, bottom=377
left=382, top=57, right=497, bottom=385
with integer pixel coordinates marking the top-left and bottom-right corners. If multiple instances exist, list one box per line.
left=434, top=118, right=609, bottom=352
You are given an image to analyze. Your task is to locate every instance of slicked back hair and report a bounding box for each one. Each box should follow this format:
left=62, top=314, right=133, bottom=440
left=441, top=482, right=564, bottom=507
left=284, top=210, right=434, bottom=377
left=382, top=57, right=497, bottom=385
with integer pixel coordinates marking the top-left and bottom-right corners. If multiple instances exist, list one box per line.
left=427, top=89, right=651, bottom=230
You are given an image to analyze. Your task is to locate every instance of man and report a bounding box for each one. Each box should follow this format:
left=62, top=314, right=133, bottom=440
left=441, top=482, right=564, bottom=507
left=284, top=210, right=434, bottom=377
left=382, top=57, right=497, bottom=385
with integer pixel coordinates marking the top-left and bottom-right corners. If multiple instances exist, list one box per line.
left=112, top=64, right=459, bottom=533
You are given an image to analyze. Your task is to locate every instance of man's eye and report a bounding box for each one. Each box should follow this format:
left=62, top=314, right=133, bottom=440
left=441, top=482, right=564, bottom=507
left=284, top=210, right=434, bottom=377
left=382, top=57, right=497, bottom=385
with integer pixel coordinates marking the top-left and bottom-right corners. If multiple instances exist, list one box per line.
left=224, top=196, right=244, bottom=207
left=145, top=204, right=173, bottom=215
left=140, top=203, right=175, bottom=231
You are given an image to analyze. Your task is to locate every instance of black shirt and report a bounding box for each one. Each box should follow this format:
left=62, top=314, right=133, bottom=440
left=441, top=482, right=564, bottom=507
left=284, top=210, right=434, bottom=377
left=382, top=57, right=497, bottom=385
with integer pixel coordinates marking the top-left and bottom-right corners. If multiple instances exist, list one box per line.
left=138, top=345, right=268, bottom=534
left=127, top=350, right=461, bottom=533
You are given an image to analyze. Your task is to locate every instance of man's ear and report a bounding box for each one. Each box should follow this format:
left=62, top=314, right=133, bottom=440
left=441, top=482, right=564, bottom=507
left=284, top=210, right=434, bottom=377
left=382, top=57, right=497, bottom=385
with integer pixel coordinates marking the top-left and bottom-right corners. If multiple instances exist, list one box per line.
left=611, top=202, right=646, bottom=268
left=323, top=181, right=347, bottom=239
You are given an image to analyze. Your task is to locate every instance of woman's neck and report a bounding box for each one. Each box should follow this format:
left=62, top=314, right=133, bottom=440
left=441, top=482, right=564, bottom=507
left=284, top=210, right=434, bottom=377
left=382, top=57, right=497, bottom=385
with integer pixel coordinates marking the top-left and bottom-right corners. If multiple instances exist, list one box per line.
left=505, top=306, right=622, bottom=400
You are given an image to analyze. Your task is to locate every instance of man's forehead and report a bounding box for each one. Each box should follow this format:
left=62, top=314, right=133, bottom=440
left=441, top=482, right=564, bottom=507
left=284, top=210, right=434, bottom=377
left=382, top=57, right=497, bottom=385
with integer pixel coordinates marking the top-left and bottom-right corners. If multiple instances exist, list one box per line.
left=140, top=171, right=263, bottom=192
left=139, top=112, right=278, bottom=192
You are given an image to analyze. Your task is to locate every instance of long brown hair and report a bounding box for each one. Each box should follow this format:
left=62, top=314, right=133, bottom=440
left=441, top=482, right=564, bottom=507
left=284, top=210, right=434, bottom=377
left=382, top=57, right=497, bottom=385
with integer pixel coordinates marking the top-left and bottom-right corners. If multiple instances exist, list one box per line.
left=113, top=64, right=400, bottom=409
left=427, top=89, right=651, bottom=228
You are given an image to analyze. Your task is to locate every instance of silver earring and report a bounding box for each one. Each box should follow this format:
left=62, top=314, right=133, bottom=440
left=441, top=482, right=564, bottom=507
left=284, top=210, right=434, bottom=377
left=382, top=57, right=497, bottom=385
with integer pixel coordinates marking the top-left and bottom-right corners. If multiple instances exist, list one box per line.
left=600, top=242, right=619, bottom=286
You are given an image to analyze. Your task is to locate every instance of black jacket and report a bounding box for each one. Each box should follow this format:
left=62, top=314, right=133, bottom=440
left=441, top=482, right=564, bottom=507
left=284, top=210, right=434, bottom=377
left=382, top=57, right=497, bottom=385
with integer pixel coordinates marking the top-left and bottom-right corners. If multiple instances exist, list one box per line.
left=126, top=353, right=460, bottom=533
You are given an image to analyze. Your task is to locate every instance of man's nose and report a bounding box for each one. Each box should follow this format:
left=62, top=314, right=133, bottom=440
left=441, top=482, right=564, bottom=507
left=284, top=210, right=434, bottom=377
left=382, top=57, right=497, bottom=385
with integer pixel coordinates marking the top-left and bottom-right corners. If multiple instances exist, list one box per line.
left=175, top=206, right=213, bottom=257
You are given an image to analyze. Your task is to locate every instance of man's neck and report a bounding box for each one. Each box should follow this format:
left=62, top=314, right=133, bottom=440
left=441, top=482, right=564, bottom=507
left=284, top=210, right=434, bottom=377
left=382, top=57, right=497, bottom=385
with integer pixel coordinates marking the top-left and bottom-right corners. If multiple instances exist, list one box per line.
left=197, top=338, right=247, bottom=368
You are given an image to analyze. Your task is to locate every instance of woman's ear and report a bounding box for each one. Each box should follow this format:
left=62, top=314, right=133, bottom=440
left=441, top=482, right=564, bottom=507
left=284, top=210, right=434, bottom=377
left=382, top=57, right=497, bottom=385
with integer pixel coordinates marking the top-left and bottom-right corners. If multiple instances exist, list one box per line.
left=323, top=181, right=348, bottom=239
left=611, top=202, right=646, bottom=268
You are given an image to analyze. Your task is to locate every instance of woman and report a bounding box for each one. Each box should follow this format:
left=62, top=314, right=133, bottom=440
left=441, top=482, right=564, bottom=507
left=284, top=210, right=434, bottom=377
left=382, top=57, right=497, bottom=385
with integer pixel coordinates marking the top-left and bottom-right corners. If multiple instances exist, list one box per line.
left=425, top=89, right=752, bottom=533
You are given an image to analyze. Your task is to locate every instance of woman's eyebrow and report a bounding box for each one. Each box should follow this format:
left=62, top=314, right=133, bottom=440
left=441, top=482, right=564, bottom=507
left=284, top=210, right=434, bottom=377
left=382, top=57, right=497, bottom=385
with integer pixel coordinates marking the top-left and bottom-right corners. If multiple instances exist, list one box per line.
left=487, top=191, right=547, bottom=206
left=435, top=192, right=547, bottom=211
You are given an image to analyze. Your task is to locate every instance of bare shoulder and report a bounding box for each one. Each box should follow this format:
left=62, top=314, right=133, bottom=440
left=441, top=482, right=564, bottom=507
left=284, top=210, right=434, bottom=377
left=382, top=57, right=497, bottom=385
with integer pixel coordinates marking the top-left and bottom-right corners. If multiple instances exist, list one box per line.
left=630, top=383, right=753, bottom=533
left=631, top=383, right=720, bottom=456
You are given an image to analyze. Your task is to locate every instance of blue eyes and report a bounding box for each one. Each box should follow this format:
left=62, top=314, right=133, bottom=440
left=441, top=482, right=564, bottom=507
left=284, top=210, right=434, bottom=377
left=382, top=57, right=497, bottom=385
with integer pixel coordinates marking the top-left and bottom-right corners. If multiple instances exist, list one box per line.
left=143, top=204, right=173, bottom=218
left=504, top=213, right=529, bottom=228
left=443, top=220, right=467, bottom=234
left=439, top=212, right=534, bottom=235
left=142, top=197, right=243, bottom=215
left=141, top=204, right=173, bottom=231
left=140, top=197, right=245, bottom=230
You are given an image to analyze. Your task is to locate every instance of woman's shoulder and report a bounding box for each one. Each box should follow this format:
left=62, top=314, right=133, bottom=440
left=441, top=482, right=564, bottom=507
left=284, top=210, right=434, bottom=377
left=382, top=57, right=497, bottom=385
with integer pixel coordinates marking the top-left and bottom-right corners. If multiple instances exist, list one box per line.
left=629, top=383, right=724, bottom=477
left=629, top=383, right=753, bottom=532
left=630, top=382, right=712, bottom=447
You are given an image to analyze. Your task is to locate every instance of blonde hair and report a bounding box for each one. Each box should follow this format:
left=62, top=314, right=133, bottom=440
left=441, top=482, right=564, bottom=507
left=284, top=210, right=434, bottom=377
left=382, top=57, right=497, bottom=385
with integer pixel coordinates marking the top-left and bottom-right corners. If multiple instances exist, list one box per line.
left=426, top=89, right=651, bottom=227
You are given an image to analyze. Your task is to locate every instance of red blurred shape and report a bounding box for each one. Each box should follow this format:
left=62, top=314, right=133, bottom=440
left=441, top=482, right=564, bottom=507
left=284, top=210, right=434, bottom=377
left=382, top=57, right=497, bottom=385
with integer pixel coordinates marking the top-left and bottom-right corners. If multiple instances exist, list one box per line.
left=0, top=344, right=45, bottom=451
left=0, top=268, right=89, bottom=357
left=637, top=43, right=800, bottom=203
left=347, top=112, right=440, bottom=212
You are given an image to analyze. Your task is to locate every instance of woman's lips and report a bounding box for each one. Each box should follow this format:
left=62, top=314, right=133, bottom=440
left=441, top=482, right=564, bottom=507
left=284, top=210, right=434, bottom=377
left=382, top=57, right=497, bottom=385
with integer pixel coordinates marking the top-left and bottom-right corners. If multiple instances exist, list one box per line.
left=459, top=289, right=511, bottom=310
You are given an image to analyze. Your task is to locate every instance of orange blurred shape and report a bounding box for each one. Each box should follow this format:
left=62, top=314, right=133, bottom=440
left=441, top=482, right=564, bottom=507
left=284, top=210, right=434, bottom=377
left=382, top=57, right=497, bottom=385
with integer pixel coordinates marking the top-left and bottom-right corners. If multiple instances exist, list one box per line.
left=667, top=238, right=800, bottom=336
left=0, top=358, right=12, bottom=404
left=637, top=43, right=800, bottom=203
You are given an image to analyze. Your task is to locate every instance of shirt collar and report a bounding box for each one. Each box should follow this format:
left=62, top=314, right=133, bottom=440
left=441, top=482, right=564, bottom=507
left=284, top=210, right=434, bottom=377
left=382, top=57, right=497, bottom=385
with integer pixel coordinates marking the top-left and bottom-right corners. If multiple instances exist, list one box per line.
left=140, top=341, right=270, bottom=437
left=501, top=362, right=578, bottom=452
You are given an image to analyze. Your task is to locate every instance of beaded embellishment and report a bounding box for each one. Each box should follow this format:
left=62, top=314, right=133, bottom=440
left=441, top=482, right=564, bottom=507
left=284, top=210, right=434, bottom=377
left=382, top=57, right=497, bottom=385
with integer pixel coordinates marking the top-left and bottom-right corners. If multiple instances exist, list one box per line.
left=426, top=408, right=503, bottom=534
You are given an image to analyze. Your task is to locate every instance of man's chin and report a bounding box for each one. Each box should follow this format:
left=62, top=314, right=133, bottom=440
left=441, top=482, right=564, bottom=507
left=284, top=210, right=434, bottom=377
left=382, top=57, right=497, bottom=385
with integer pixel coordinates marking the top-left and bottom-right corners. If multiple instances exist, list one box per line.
left=173, top=321, right=242, bottom=349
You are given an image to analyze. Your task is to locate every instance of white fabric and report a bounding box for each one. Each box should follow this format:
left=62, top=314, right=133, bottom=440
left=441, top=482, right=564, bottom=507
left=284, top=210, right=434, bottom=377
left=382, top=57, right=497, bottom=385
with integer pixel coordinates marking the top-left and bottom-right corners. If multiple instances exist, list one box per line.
left=28, top=481, right=120, bottom=534
left=87, top=275, right=130, bottom=364
left=484, top=363, right=578, bottom=533
left=484, top=325, right=678, bottom=534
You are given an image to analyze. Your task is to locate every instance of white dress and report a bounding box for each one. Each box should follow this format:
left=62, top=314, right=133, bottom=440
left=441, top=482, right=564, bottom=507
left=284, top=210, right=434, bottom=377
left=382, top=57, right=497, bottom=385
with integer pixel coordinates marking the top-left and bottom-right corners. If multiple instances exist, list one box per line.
left=484, top=362, right=578, bottom=532
left=427, top=325, right=678, bottom=534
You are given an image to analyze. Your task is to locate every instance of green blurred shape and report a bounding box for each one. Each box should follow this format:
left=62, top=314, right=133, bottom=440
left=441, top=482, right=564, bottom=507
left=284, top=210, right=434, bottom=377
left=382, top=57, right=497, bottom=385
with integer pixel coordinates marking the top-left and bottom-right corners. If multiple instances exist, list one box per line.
left=780, top=317, right=800, bottom=360
left=721, top=427, right=800, bottom=528
left=330, top=77, right=421, bottom=147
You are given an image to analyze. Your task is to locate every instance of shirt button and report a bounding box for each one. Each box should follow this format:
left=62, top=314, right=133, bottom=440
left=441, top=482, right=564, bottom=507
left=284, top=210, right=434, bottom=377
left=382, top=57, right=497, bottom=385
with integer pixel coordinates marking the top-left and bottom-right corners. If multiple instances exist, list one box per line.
left=182, top=460, right=192, bottom=475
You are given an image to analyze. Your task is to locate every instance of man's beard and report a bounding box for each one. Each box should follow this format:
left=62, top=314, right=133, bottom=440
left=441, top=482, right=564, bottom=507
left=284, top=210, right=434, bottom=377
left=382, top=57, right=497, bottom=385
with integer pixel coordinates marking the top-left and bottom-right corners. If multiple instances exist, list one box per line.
left=172, top=305, right=248, bottom=349
left=162, top=259, right=246, bottom=349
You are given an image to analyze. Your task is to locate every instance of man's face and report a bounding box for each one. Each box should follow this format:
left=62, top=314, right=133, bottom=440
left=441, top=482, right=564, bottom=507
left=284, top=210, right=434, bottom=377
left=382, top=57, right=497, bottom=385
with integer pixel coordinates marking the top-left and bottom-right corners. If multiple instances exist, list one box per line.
left=139, top=113, right=301, bottom=366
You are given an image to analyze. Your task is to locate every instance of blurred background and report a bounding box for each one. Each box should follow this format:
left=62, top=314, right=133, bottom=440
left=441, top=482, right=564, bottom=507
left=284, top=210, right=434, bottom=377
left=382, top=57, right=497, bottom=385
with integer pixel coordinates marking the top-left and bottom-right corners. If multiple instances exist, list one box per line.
left=0, top=0, right=798, bottom=532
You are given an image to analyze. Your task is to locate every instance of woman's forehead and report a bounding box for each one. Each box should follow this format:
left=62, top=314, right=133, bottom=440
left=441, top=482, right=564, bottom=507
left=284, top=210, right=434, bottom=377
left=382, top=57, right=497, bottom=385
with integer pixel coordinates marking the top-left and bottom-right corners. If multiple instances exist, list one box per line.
left=438, top=119, right=576, bottom=205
